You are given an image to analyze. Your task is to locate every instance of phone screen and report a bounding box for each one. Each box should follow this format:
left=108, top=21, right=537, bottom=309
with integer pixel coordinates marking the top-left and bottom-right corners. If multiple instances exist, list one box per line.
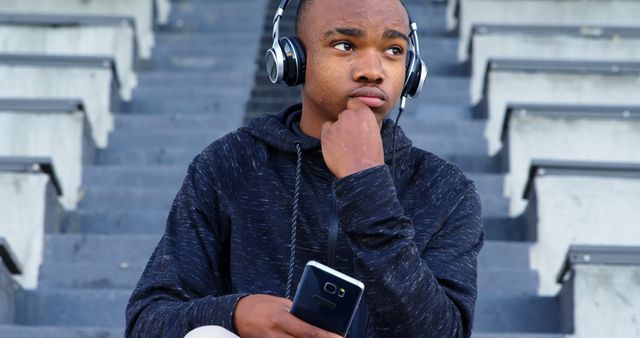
left=290, top=261, right=365, bottom=336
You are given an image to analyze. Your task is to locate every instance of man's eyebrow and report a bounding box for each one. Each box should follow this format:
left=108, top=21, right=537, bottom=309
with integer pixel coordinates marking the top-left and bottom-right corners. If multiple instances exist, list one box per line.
left=383, top=29, right=409, bottom=42
left=323, top=27, right=365, bottom=39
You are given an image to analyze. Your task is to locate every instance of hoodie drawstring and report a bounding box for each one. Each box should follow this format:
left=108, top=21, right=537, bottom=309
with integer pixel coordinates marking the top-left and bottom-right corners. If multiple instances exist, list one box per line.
left=286, top=141, right=303, bottom=299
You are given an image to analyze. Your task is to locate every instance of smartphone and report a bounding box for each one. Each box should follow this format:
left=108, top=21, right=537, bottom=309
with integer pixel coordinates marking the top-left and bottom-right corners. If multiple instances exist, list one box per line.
left=290, top=261, right=365, bottom=336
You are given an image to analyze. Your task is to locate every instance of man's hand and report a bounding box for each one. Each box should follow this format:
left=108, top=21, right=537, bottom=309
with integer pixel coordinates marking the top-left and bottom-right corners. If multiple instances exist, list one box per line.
left=321, top=98, right=385, bottom=179
left=233, top=294, right=342, bottom=338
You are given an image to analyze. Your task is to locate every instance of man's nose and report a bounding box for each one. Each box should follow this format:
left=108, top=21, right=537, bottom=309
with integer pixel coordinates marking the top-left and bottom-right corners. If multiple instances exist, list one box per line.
left=352, top=50, right=385, bottom=84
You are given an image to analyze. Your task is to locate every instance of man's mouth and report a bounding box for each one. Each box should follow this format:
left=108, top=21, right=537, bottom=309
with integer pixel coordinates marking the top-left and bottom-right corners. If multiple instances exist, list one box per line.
left=350, top=87, right=387, bottom=108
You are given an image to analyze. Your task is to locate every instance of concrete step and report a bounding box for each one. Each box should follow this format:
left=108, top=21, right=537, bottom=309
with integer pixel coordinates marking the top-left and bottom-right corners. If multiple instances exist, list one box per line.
left=78, top=185, right=507, bottom=216
left=63, top=209, right=166, bottom=234
left=132, top=86, right=251, bottom=101
left=478, top=241, right=531, bottom=270
left=82, top=166, right=502, bottom=191
left=477, top=268, right=538, bottom=297
left=114, top=113, right=244, bottom=131
left=39, top=262, right=145, bottom=290
left=467, top=173, right=504, bottom=199
left=39, top=261, right=537, bottom=297
left=97, top=147, right=199, bottom=166
left=15, top=289, right=129, bottom=327
left=98, top=147, right=504, bottom=172
left=147, top=54, right=259, bottom=71
left=475, top=296, right=561, bottom=333
left=484, top=216, right=527, bottom=242
left=83, top=165, right=188, bottom=189
left=411, top=134, right=488, bottom=155
left=137, top=71, right=254, bottom=87
left=107, top=130, right=227, bottom=149
left=0, top=325, right=123, bottom=338
left=154, top=32, right=264, bottom=51
left=79, top=186, right=176, bottom=210
left=440, top=154, right=506, bottom=173
left=43, top=234, right=160, bottom=267
left=395, top=118, right=485, bottom=137
left=405, top=103, right=476, bottom=121
left=44, top=233, right=525, bottom=270
left=478, top=194, right=509, bottom=218
left=152, top=44, right=259, bottom=59
left=123, top=97, right=248, bottom=115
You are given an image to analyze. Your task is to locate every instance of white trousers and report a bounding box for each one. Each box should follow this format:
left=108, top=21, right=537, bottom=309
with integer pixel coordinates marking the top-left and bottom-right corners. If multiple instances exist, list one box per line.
left=184, top=326, right=240, bottom=338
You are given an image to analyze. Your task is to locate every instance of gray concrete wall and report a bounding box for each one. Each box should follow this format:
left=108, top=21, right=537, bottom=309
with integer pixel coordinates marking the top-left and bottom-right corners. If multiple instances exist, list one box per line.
left=0, top=110, right=86, bottom=209
left=0, top=173, right=50, bottom=289
left=530, top=175, right=640, bottom=295
left=471, top=33, right=640, bottom=104
left=486, top=71, right=640, bottom=156
left=505, top=114, right=640, bottom=215
left=561, top=264, right=640, bottom=338
left=459, top=0, right=640, bottom=62
left=0, top=65, right=115, bottom=148
left=0, top=0, right=154, bottom=59
left=0, top=25, right=136, bottom=101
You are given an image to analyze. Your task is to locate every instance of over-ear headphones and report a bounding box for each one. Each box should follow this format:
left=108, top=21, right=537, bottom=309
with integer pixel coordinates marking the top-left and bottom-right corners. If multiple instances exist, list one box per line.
left=265, top=0, right=428, bottom=109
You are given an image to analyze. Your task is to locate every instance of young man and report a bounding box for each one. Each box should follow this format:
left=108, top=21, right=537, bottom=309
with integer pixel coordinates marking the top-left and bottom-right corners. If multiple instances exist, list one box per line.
left=125, top=0, right=484, bottom=337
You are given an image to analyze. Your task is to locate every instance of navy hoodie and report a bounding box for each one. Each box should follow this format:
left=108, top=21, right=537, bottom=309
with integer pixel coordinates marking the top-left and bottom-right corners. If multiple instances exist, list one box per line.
left=125, top=104, right=484, bottom=337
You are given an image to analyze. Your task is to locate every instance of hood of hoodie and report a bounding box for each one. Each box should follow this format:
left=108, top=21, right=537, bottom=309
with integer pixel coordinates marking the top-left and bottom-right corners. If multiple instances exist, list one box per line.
left=242, top=103, right=413, bottom=161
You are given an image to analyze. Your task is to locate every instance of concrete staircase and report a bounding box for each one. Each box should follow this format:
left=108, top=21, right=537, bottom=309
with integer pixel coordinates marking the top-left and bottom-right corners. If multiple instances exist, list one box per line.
left=1, top=0, right=566, bottom=336
left=1, top=0, right=265, bottom=336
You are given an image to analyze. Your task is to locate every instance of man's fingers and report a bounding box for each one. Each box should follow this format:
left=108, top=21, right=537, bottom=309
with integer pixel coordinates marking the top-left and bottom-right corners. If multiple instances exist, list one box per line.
left=346, top=97, right=374, bottom=114
left=281, top=312, right=342, bottom=338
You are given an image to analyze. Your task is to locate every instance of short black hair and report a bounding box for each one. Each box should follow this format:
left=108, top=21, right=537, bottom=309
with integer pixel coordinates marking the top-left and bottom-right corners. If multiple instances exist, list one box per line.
left=295, top=0, right=408, bottom=36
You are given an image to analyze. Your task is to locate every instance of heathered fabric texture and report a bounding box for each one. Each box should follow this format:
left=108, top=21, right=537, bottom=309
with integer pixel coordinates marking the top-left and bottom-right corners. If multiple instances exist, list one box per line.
left=125, top=104, right=484, bottom=338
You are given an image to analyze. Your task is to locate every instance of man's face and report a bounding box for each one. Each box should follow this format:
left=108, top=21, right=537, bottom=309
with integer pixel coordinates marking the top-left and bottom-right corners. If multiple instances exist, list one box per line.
left=299, top=0, right=410, bottom=124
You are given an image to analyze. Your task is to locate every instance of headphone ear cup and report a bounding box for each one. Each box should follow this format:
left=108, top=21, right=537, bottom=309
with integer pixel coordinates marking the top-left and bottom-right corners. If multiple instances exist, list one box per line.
left=279, top=36, right=307, bottom=86
left=404, top=53, right=427, bottom=98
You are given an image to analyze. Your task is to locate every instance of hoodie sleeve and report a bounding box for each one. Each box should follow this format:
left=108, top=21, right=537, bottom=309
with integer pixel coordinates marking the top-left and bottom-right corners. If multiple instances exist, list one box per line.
left=125, top=153, right=247, bottom=338
left=334, top=165, right=484, bottom=338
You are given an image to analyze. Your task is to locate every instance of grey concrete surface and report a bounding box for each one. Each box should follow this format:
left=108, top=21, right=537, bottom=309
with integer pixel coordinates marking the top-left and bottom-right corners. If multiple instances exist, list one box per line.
left=0, top=23, right=137, bottom=100
left=458, top=0, right=640, bottom=62
left=485, top=63, right=640, bottom=155
left=0, top=108, right=88, bottom=209
left=504, top=109, right=640, bottom=215
left=0, top=63, right=117, bottom=148
left=0, top=0, right=155, bottom=59
left=527, top=173, right=640, bottom=295
left=470, top=28, right=640, bottom=104
left=560, top=264, right=640, bottom=338
left=0, top=172, right=53, bottom=289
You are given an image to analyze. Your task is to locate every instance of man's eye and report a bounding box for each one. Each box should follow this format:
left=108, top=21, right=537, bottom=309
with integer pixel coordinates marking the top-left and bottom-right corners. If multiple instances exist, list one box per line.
left=333, top=42, right=354, bottom=51
left=385, top=47, right=403, bottom=56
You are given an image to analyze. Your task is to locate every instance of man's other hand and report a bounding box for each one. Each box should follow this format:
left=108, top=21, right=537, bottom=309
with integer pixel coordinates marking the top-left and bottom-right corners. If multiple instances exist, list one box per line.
left=233, top=294, right=343, bottom=338
left=321, top=98, right=385, bottom=179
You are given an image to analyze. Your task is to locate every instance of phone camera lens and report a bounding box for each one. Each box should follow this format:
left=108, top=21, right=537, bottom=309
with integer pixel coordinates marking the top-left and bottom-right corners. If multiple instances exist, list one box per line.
left=324, top=282, right=337, bottom=294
